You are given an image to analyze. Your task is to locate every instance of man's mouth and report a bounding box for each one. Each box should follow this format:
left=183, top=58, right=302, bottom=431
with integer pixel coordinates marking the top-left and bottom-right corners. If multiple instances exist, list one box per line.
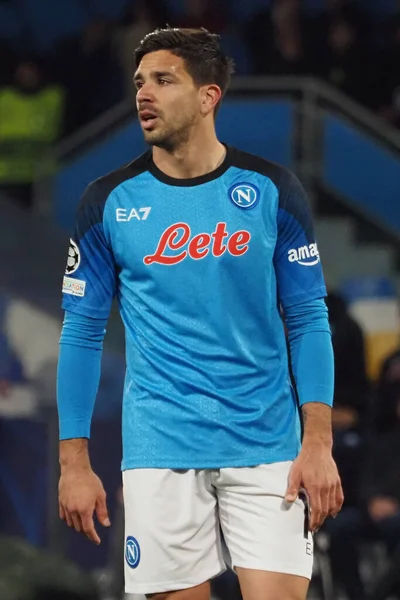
left=139, top=111, right=159, bottom=129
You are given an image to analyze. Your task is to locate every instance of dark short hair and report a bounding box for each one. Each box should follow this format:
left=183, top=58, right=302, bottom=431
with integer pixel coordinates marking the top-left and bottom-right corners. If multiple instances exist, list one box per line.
left=135, top=27, right=235, bottom=113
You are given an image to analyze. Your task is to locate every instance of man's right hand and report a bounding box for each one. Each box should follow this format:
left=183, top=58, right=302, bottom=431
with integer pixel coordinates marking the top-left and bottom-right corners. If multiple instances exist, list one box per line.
left=59, top=466, right=110, bottom=545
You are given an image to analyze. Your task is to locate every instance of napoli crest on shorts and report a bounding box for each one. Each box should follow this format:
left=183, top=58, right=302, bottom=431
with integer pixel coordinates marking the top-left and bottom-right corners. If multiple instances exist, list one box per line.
left=125, top=535, right=141, bottom=569
left=229, top=183, right=259, bottom=209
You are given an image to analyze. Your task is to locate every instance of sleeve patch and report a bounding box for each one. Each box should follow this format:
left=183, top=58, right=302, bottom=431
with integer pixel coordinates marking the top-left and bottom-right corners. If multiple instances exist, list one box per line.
left=62, top=276, right=86, bottom=297
left=65, top=239, right=81, bottom=275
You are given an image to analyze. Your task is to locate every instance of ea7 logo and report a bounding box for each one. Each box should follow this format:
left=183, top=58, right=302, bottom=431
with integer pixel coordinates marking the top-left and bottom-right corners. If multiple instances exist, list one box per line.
left=288, top=243, right=320, bottom=266
left=116, top=207, right=151, bottom=222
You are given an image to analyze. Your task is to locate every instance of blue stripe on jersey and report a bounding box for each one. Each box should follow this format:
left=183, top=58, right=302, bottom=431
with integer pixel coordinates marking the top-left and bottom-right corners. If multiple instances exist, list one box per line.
left=278, top=169, right=315, bottom=241
left=274, top=170, right=326, bottom=308
left=274, top=210, right=326, bottom=307
left=62, top=223, right=117, bottom=318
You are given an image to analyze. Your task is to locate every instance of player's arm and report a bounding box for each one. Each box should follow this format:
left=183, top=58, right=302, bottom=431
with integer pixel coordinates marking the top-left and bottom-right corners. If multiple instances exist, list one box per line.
left=273, top=169, right=343, bottom=531
left=285, top=298, right=334, bottom=448
left=57, top=181, right=117, bottom=544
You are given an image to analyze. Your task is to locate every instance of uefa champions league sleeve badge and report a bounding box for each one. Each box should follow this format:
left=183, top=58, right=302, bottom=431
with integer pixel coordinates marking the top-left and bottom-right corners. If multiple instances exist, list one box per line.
left=65, top=239, right=81, bottom=275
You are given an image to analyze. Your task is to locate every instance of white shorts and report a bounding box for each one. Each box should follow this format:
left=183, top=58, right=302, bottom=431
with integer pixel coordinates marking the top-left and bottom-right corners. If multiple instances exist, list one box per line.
left=123, top=461, right=313, bottom=595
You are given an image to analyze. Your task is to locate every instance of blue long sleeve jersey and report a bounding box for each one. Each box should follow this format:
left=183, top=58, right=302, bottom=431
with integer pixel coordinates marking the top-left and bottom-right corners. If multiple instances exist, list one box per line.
left=58, top=145, right=334, bottom=470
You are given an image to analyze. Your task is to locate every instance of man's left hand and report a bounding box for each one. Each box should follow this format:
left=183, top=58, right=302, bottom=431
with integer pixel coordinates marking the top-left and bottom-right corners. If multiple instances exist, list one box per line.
left=285, top=445, right=344, bottom=532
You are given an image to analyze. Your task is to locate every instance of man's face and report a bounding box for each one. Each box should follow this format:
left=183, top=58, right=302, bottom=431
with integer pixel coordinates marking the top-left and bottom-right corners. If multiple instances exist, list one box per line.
left=134, top=50, right=203, bottom=150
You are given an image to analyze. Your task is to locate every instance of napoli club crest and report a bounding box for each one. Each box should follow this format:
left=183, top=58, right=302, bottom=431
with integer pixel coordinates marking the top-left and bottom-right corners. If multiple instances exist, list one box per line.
left=125, top=535, right=141, bottom=569
left=229, top=183, right=259, bottom=209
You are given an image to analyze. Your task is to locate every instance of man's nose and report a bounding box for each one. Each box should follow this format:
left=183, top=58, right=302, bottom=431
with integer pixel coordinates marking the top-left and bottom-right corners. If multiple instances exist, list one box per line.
left=136, top=83, right=155, bottom=103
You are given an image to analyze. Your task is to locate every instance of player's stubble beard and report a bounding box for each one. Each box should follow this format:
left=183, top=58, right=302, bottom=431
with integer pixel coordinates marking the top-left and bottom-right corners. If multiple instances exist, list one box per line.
left=143, top=110, right=199, bottom=153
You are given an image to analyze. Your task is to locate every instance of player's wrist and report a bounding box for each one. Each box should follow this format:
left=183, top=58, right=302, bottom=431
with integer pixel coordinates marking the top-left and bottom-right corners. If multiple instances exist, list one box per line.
left=301, top=434, right=333, bottom=452
left=59, top=438, right=91, bottom=471
left=301, top=402, right=333, bottom=451
left=60, top=461, right=92, bottom=474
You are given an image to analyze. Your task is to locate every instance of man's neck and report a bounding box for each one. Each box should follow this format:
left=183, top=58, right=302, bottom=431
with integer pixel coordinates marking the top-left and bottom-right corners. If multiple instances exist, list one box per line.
left=152, top=132, right=226, bottom=180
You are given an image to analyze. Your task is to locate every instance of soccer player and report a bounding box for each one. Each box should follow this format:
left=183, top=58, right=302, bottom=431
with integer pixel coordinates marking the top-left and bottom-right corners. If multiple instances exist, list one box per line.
left=57, top=27, right=343, bottom=600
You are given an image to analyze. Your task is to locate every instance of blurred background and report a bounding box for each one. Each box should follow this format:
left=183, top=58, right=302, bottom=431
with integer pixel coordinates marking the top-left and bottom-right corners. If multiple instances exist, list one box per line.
left=1, top=0, right=400, bottom=598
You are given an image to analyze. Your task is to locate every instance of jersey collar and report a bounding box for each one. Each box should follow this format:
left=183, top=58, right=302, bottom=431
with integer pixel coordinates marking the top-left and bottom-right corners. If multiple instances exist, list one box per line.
left=148, top=144, right=232, bottom=187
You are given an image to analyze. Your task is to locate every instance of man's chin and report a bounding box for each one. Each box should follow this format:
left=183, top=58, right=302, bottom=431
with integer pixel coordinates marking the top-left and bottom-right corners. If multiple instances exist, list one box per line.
left=143, top=131, right=173, bottom=149
left=142, top=125, right=188, bottom=151
left=143, top=130, right=165, bottom=146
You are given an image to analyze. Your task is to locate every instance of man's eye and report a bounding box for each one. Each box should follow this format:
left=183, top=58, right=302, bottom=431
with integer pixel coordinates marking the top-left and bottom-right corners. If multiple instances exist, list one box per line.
left=158, top=79, right=169, bottom=85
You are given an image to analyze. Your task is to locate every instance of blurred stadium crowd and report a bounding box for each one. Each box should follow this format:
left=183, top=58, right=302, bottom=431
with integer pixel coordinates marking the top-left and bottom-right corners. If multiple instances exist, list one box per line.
left=2, top=0, right=400, bottom=599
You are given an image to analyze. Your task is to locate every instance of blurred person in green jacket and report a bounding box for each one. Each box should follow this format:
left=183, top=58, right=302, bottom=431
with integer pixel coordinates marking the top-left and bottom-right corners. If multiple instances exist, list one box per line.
left=0, top=58, right=64, bottom=208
